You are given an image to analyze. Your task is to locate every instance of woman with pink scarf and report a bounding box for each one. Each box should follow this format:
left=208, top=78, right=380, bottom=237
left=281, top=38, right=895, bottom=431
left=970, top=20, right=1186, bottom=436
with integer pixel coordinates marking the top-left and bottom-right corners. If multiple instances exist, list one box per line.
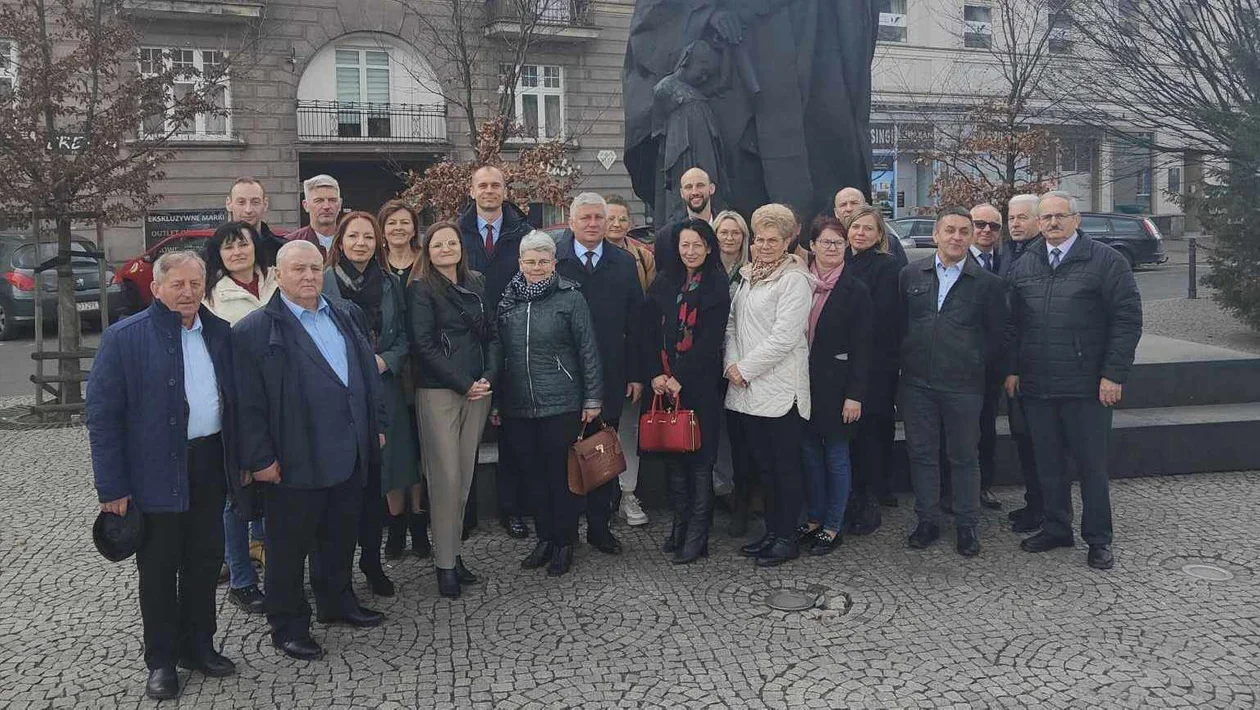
left=796, top=216, right=873, bottom=555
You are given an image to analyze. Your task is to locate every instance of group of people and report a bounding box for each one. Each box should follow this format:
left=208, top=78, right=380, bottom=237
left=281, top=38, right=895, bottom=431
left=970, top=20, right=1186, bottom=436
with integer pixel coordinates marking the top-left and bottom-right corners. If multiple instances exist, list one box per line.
left=86, top=163, right=1142, bottom=700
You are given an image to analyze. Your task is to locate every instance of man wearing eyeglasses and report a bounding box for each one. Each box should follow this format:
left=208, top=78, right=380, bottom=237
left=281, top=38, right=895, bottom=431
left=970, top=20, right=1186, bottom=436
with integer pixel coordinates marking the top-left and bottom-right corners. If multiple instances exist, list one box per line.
left=1004, top=191, right=1142, bottom=570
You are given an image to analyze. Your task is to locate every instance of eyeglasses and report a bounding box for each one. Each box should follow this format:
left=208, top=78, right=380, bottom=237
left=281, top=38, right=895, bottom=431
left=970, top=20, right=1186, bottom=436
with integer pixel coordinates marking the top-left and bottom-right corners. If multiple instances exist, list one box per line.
left=815, top=239, right=847, bottom=250
left=520, top=259, right=555, bottom=268
left=972, top=220, right=1002, bottom=231
left=1038, top=212, right=1078, bottom=223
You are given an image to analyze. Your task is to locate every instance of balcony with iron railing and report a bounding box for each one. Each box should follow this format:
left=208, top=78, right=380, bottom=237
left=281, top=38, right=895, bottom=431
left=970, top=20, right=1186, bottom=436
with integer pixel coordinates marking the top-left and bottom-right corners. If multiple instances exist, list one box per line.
left=295, top=101, right=448, bottom=145
left=484, top=0, right=599, bottom=42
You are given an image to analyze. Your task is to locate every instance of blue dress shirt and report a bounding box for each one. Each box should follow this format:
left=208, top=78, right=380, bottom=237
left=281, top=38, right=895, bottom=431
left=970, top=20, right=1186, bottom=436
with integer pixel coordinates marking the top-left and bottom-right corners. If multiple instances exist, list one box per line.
left=1048, top=231, right=1079, bottom=262
left=282, top=293, right=350, bottom=386
left=578, top=239, right=605, bottom=269
left=935, top=255, right=963, bottom=311
left=476, top=214, right=505, bottom=247
left=181, top=315, right=222, bottom=439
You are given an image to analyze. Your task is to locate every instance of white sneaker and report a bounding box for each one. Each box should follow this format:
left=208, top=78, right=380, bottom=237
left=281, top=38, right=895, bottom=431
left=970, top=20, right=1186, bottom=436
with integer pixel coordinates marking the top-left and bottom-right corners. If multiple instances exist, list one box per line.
left=620, top=494, right=649, bottom=526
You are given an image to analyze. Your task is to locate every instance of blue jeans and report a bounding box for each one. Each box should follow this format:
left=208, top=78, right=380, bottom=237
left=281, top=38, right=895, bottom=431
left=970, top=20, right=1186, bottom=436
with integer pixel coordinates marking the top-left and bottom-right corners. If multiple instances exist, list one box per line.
left=223, top=502, right=264, bottom=589
left=801, top=430, right=852, bottom=532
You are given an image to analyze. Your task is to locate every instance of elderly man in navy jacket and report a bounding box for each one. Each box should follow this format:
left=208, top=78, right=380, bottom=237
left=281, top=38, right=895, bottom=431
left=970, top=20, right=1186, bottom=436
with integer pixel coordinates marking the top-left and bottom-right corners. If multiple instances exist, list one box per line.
left=233, top=240, right=388, bottom=661
left=87, top=251, right=238, bottom=701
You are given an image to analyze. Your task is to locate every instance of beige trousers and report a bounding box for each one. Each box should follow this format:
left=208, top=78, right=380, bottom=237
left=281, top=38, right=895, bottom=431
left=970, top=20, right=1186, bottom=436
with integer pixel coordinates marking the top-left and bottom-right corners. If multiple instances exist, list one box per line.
left=416, top=388, right=491, bottom=569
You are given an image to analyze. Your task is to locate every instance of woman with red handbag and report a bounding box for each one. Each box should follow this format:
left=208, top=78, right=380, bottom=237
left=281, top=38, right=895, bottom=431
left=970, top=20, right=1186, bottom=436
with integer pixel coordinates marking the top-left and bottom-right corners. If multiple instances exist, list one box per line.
left=641, top=219, right=731, bottom=564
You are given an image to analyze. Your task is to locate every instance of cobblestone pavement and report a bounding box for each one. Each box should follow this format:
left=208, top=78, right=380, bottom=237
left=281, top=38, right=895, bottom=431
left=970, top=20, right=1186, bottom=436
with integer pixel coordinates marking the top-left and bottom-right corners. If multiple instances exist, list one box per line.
left=2, top=419, right=1259, bottom=709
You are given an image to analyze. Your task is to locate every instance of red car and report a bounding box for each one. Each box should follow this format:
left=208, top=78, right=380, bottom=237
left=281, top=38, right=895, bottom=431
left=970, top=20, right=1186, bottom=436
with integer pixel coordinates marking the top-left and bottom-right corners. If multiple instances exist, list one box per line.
left=113, top=227, right=288, bottom=314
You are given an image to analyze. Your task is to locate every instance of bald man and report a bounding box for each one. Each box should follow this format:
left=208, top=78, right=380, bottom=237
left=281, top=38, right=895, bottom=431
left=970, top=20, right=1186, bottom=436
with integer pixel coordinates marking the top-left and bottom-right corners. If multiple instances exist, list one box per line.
left=233, top=240, right=387, bottom=660
left=831, top=188, right=908, bottom=267
left=655, top=167, right=720, bottom=262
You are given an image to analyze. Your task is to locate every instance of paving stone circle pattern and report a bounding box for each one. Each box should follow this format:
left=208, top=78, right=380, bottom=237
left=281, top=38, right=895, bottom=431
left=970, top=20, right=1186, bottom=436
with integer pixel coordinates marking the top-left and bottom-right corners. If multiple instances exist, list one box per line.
left=1, top=414, right=1257, bottom=708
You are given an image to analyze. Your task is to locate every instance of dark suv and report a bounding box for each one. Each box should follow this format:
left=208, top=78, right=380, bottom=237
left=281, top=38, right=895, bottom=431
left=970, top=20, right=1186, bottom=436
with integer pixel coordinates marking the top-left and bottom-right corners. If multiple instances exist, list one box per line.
left=1079, top=213, right=1168, bottom=269
left=0, top=233, right=124, bottom=340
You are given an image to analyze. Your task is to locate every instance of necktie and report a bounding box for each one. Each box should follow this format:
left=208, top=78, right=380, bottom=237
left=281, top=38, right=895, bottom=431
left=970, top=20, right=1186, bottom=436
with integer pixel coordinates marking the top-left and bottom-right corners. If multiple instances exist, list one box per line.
left=584, top=250, right=596, bottom=273
left=1050, top=247, right=1062, bottom=270
left=979, top=252, right=993, bottom=272
left=484, top=223, right=495, bottom=256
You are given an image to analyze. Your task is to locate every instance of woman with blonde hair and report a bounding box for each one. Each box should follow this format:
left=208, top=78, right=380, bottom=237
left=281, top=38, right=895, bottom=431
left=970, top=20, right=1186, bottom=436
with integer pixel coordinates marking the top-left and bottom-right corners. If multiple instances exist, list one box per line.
left=724, top=204, right=814, bottom=567
left=711, top=210, right=750, bottom=293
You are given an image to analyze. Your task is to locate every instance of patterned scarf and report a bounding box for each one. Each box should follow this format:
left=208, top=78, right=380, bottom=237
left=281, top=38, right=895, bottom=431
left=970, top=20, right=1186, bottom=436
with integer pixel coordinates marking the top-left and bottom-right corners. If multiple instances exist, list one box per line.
left=661, top=271, right=703, bottom=374
left=506, top=270, right=557, bottom=302
left=334, top=259, right=384, bottom=345
left=747, top=253, right=788, bottom=286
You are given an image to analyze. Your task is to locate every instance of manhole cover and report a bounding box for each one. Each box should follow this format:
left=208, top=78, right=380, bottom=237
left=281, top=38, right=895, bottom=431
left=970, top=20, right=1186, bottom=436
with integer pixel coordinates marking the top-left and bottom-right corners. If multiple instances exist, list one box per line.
left=766, top=589, right=823, bottom=611
left=1182, top=563, right=1234, bottom=581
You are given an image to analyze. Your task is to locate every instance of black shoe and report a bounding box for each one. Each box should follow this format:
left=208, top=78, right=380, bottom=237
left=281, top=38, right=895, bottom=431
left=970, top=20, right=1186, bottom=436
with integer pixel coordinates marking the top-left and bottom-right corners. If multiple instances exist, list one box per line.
left=980, top=489, right=1002, bottom=510
left=455, top=556, right=479, bottom=585
left=1010, top=509, right=1044, bottom=534
left=588, top=531, right=622, bottom=555
left=360, top=562, right=395, bottom=597
left=793, top=523, right=818, bottom=544
left=1087, top=544, right=1115, bottom=570
left=672, top=541, right=709, bottom=564
left=228, top=584, right=266, bottom=614
left=436, top=568, right=460, bottom=598
left=849, top=498, right=882, bottom=536
left=907, top=522, right=941, bottom=549
left=178, top=647, right=237, bottom=678
left=662, top=521, right=687, bottom=554
left=956, top=527, right=980, bottom=557
left=503, top=515, right=530, bottom=539
left=808, top=529, right=843, bottom=556
left=1007, top=506, right=1026, bottom=522
left=878, top=493, right=899, bottom=508
left=1020, top=531, right=1075, bottom=553
left=409, top=512, right=432, bottom=558
left=384, top=514, right=407, bottom=560
left=739, top=532, right=774, bottom=557
left=754, top=537, right=799, bottom=567
left=145, top=667, right=179, bottom=700
left=318, top=606, right=385, bottom=628
left=547, top=544, right=574, bottom=576
left=273, top=637, right=324, bottom=661
left=521, top=540, right=553, bottom=569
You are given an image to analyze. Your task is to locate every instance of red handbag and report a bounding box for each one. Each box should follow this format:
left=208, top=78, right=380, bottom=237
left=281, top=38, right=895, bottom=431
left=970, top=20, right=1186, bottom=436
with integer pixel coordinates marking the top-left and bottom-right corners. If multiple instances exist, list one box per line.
left=638, top=394, right=702, bottom=453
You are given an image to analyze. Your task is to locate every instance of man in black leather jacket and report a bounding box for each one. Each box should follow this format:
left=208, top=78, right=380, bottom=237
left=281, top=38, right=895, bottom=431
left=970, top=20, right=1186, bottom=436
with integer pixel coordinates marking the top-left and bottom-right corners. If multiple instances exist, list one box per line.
left=1004, top=191, right=1142, bottom=570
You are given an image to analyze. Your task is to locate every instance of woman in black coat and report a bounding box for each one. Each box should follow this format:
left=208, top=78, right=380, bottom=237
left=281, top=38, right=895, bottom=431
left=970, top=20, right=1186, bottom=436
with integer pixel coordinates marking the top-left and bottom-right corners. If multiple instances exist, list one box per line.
left=841, top=205, right=901, bottom=536
left=641, top=218, right=732, bottom=563
left=798, top=217, right=873, bottom=555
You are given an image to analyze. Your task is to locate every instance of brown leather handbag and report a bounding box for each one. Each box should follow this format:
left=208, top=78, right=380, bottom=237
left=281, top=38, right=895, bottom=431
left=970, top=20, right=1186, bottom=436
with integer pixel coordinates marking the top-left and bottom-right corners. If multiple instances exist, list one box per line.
left=567, top=420, right=627, bottom=495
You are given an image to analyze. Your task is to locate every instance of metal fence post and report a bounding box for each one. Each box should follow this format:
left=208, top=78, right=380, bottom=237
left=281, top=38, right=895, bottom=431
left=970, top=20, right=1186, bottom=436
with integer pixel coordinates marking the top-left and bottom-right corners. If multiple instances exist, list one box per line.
left=1188, top=237, right=1197, bottom=300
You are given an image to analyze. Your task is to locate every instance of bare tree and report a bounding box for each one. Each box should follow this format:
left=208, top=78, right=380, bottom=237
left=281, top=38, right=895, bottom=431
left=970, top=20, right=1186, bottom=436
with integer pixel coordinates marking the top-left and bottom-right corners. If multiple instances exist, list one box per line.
left=1075, top=0, right=1260, bottom=328
left=0, top=0, right=250, bottom=410
left=392, top=0, right=584, bottom=150
left=898, top=0, right=1082, bottom=210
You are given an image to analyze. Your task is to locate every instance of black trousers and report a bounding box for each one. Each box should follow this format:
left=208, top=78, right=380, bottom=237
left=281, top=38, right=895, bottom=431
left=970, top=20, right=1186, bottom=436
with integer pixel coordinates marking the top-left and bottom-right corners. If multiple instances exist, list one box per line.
left=941, top=377, right=1000, bottom=496
left=727, top=409, right=758, bottom=497
left=503, top=413, right=581, bottom=544
left=136, top=434, right=226, bottom=670
left=851, top=411, right=894, bottom=500
left=495, top=428, right=531, bottom=518
left=1023, top=396, right=1114, bottom=545
left=264, top=473, right=363, bottom=643
left=584, top=416, right=621, bottom=538
left=1007, top=394, right=1042, bottom=513
left=733, top=407, right=804, bottom=539
left=358, top=464, right=384, bottom=574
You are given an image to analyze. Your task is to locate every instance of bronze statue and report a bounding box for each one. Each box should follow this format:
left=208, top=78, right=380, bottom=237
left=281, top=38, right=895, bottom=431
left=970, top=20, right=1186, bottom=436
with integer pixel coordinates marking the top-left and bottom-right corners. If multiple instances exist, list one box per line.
left=625, top=0, right=877, bottom=221
left=651, top=40, right=729, bottom=227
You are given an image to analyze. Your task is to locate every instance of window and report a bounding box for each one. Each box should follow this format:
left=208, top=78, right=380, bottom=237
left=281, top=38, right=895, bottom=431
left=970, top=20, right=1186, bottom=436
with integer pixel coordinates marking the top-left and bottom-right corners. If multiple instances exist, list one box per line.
left=515, top=64, right=565, bottom=140
left=138, top=47, right=231, bottom=139
left=1046, top=0, right=1073, bottom=54
left=1079, top=215, right=1110, bottom=234
left=877, top=0, right=907, bottom=43
left=0, top=39, right=16, bottom=99
left=335, top=48, right=392, bottom=138
left=1167, top=166, right=1183, bottom=195
left=964, top=5, right=993, bottom=48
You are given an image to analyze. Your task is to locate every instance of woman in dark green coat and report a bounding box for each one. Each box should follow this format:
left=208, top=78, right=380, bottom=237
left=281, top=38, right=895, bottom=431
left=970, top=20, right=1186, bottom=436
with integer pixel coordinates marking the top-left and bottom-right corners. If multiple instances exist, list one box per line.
left=322, top=211, right=419, bottom=598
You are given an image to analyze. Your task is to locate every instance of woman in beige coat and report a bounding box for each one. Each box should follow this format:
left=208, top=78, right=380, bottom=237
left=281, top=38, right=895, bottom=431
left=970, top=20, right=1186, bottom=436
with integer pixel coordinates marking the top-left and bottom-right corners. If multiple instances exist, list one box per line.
left=723, top=204, right=813, bottom=568
left=203, top=221, right=278, bottom=325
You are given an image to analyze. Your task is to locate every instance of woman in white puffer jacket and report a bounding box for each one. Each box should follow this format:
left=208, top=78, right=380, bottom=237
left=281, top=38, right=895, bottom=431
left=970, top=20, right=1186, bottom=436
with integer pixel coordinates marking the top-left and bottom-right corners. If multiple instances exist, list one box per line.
left=724, top=203, right=814, bottom=568
left=203, top=221, right=279, bottom=326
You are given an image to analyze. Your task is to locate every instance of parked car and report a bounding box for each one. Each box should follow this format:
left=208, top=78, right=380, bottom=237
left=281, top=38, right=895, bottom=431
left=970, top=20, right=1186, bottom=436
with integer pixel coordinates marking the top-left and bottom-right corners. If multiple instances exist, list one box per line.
left=0, top=233, right=124, bottom=340
left=1079, top=212, right=1168, bottom=269
left=890, top=217, right=936, bottom=248
left=113, top=229, right=214, bottom=315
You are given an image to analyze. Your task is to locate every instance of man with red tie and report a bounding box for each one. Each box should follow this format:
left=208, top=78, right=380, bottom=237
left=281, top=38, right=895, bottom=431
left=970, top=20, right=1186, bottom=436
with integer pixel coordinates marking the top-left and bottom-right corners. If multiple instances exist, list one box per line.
left=457, top=164, right=535, bottom=539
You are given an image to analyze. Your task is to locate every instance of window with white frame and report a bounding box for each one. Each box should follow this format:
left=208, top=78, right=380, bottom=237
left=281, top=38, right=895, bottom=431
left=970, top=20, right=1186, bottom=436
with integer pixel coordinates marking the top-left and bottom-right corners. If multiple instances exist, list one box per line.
left=0, top=39, right=16, bottom=99
left=877, top=0, right=907, bottom=43
left=516, top=64, right=564, bottom=140
left=139, top=47, right=230, bottom=139
left=1046, top=0, right=1073, bottom=54
left=964, top=4, right=993, bottom=49
left=335, top=48, right=392, bottom=137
